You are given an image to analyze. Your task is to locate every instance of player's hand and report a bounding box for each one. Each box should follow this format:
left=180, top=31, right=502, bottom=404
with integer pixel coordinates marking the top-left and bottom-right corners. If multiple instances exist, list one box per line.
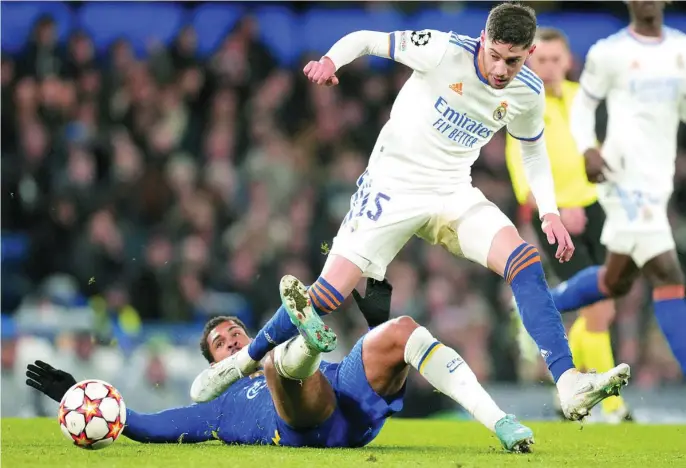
left=303, top=57, right=339, bottom=86
left=559, top=207, right=587, bottom=236
left=25, top=360, right=77, bottom=403
left=584, top=148, right=612, bottom=183
left=541, top=213, right=575, bottom=263
left=352, top=278, right=393, bottom=327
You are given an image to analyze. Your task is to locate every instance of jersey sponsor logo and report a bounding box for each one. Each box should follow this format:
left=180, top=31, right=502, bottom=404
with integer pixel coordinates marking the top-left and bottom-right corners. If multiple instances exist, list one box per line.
left=432, top=96, right=494, bottom=148
left=410, top=30, right=431, bottom=47
left=493, top=101, right=508, bottom=121
left=246, top=379, right=268, bottom=399
left=629, top=77, right=681, bottom=103
left=449, top=82, right=463, bottom=95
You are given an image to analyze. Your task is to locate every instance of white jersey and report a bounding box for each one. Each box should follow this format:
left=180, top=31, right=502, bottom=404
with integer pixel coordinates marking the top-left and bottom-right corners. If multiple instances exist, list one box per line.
left=365, top=30, right=546, bottom=193
left=579, top=27, right=686, bottom=196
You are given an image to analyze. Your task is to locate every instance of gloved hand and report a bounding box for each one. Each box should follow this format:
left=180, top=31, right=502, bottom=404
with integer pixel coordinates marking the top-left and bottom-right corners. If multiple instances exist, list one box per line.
left=352, top=278, right=393, bottom=328
left=25, top=360, right=77, bottom=403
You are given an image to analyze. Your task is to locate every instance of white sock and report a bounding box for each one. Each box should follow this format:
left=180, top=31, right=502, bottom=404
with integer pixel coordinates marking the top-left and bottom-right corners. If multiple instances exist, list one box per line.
left=404, top=327, right=506, bottom=432
left=236, top=347, right=260, bottom=374
left=273, top=336, right=322, bottom=380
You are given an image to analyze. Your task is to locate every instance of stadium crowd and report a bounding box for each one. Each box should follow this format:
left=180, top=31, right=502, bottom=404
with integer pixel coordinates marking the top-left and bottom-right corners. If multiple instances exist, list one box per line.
left=2, top=2, right=685, bottom=417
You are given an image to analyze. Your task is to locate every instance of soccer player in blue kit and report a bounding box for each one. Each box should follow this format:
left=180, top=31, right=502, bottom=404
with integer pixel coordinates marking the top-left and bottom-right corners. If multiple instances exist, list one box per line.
left=26, top=279, right=534, bottom=452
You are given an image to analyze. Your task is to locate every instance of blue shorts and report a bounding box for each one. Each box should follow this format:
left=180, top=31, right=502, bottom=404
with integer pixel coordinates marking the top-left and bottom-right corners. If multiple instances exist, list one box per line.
left=276, top=335, right=406, bottom=448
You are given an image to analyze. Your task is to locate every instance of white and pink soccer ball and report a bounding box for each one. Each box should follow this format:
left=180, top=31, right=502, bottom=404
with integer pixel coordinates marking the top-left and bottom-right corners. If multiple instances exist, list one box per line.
left=58, top=379, right=126, bottom=450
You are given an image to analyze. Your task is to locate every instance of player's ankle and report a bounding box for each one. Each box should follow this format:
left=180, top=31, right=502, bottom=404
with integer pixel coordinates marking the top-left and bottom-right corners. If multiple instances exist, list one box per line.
left=556, top=368, right=579, bottom=392
left=273, top=336, right=322, bottom=380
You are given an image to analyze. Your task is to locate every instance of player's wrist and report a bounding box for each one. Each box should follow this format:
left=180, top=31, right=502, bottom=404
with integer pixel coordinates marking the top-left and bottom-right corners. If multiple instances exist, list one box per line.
left=539, top=210, right=560, bottom=220
left=320, top=55, right=337, bottom=71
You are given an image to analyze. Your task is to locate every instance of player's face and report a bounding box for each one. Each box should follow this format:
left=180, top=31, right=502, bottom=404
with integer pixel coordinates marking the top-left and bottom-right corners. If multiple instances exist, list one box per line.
left=480, top=32, right=535, bottom=89
left=526, top=39, right=570, bottom=87
left=207, top=320, right=252, bottom=363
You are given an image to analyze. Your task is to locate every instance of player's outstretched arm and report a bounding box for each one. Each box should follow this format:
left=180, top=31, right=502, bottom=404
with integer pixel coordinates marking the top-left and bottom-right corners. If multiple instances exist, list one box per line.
left=25, top=360, right=220, bottom=444
left=304, top=29, right=449, bottom=86
left=123, top=403, right=221, bottom=444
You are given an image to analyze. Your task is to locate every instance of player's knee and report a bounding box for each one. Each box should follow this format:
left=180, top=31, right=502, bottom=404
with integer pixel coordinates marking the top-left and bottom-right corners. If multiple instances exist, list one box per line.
left=602, top=268, right=633, bottom=297
left=386, top=316, right=419, bottom=349
left=645, top=262, right=684, bottom=288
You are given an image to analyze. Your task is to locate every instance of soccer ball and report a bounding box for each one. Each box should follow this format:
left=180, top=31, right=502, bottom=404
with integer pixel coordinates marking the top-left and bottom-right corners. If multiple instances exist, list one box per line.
left=58, top=379, right=127, bottom=450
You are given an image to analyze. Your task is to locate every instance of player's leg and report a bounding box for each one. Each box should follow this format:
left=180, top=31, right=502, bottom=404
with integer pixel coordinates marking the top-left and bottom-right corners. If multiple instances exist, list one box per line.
left=243, top=254, right=359, bottom=363
left=262, top=336, right=337, bottom=429
left=360, top=315, right=533, bottom=452
left=546, top=203, right=642, bottom=312
left=546, top=253, right=639, bottom=313
left=444, top=194, right=629, bottom=420
left=520, top=208, right=606, bottom=369
left=639, top=245, right=686, bottom=374
left=241, top=181, right=424, bottom=373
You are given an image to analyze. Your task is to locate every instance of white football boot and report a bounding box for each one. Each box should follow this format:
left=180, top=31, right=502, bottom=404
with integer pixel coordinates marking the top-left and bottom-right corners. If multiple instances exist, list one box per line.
left=557, top=364, right=631, bottom=421
left=189, top=348, right=258, bottom=403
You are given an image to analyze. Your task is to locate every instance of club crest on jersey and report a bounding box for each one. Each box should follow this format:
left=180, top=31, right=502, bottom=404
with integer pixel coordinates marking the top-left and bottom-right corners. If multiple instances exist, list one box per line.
left=493, top=101, right=508, bottom=121
left=678, top=54, right=684, bottom=70
left=411, top=30, right=431, bottom=47
left=246, top=379, right=267, bottom=399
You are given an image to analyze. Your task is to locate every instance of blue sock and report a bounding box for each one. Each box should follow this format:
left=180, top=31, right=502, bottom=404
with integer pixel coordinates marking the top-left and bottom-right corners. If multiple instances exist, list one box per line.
left=653, top=287, right=686, bottom=374
left=247, top=277, right=345, bottom=362
left=247, top=305, right=297, bottom=361
left=308, top=277, right=345, bottom=314
left=506, top=243, right=575, bottom=382
left=550, top=266, right=607, bottom=313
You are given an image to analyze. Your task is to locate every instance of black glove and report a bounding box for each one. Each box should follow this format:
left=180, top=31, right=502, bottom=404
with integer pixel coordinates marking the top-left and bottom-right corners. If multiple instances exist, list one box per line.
left=352, top=278, right=393, bottom=328
left=26, top=360, right=77, bottom=403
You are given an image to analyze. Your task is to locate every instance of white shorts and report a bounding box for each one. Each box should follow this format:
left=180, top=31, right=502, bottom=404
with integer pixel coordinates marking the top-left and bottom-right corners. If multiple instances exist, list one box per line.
left=329, top=174, right=514, bottom=280
left=598, top=184, right=676, bottom=268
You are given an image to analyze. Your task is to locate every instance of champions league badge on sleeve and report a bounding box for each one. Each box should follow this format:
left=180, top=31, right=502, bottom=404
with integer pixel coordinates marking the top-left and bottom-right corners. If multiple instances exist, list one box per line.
left=411, top=31, right=431, bottom=47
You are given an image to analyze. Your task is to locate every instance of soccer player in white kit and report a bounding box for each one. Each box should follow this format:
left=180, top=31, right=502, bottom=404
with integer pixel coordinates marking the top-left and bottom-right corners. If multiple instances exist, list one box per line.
left=542, top=1, right=686, bottom=375
left=201, top=3, right=631, bottom=421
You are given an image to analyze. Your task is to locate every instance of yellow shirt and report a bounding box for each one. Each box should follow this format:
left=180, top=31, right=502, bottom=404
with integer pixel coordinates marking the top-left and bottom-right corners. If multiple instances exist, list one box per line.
left=505, top=80, right=597, bottom=209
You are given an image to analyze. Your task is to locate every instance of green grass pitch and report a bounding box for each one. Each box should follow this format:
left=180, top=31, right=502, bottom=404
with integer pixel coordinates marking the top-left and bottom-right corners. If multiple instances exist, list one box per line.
left=2, top=418, right=685, bottom=467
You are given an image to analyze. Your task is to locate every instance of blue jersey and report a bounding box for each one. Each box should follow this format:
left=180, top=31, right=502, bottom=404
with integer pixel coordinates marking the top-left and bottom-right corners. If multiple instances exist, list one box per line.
left=123, top=336, right=405, bottom=448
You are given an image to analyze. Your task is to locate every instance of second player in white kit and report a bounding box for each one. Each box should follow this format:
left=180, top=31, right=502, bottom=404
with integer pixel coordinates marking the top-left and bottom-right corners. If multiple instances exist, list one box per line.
left=203, top=3, right=631, bottom=423
left=572, top=23, right=686, bottom=268
left=544, top=0, right=686, bottom=375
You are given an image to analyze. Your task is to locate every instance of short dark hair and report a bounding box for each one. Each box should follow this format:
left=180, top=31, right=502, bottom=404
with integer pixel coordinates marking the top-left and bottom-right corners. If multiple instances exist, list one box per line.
left=199, top=315, right=249, bottom=363
left=486, top=3, right=538, bottom=49
left=535, top=27, right=570, bottom=50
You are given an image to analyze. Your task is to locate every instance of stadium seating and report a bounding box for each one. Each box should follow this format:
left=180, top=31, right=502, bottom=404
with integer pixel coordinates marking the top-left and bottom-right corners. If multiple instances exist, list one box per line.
left=3, top=2, right=684, bottom=66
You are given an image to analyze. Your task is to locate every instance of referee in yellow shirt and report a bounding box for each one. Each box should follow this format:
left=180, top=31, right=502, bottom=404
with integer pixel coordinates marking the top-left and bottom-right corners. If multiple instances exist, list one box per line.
left=505, top=28, right=629, bottom=422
